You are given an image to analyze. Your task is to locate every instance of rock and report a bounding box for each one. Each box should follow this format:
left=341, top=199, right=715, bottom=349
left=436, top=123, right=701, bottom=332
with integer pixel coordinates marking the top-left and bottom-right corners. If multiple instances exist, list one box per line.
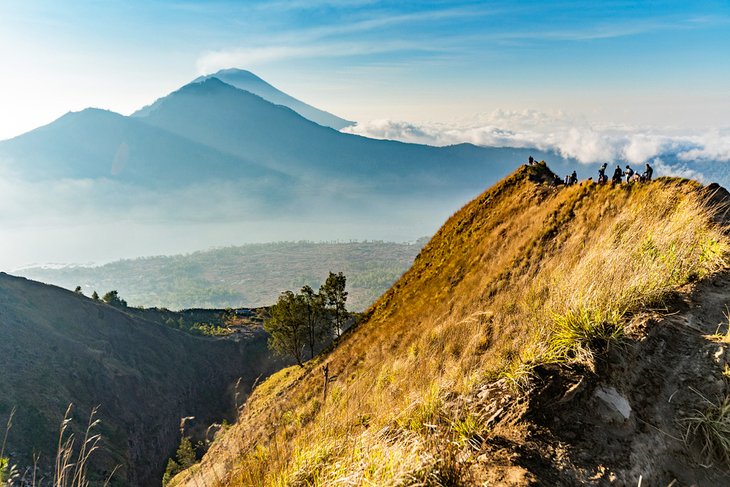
left=713, top=345, right=725, bottom=364
left=594, top=386, right=631, bottom=423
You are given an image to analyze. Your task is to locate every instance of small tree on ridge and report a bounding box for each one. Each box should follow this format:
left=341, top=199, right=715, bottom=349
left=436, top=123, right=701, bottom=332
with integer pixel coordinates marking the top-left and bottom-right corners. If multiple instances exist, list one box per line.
left=264, top=291, right=307, bottom=366
left=321, top=272, right=348, bottom=338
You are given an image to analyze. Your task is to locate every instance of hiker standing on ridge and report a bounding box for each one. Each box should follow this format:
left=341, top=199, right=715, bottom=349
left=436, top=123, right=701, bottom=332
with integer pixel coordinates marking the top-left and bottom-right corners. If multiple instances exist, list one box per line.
left=569, top=171, right=578, bottom=185
left=624, top=165, right=635, bottom=183
left=643, top=163, right=653, bottom=181
left=598, top=163, right=608, bottom=184
left=612, top=165, right=623, bottom=184
left=528, top=155, right=535, bottom=165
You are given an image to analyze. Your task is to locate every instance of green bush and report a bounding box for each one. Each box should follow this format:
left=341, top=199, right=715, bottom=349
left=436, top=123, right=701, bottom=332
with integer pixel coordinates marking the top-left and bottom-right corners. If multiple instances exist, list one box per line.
left=162, top=437, right=198, bottom=486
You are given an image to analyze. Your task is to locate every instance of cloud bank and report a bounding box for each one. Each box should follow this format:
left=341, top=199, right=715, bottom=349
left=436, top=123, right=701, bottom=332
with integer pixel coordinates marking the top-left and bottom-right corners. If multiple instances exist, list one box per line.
left=342, top=110, right=730, bottom=168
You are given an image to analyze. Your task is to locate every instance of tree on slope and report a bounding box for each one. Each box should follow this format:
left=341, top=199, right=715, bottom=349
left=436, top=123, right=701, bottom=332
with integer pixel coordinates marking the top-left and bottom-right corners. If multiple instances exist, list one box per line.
left=162, top=436, right=197, bottom=486
left=322, top=272, right=348, bottom=338
left=300, top=285, right=327, bottom=359
left=264, top=291, right=307, bottom=366
left=102, top=290, right=127, bottom=308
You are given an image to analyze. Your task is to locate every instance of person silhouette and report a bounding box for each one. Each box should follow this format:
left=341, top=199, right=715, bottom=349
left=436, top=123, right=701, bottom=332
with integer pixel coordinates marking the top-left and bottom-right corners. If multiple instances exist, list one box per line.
left=643, top=163, right=653, bottom=181
left=624, top=165, right=635, bottom=183
left=612, top=165, right=623, bottom=184
left=598, top=163, right=608, bottom=183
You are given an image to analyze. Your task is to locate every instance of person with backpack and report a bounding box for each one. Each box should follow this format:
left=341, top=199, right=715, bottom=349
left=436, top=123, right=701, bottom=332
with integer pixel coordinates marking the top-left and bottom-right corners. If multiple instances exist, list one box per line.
left=624, top=165, right=635, bottom=183
left=598, top=163, right=608, bottom=184
left=612, top=164, right=623, bottom=184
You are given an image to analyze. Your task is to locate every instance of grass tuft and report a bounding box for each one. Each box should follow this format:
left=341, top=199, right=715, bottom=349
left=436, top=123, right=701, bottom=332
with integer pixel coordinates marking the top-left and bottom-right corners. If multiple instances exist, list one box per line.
left=548, top=305, right=625, bottom=363
left=1, top=404, right=115, bottom=487
left=450, top=411, right=486, bottom=450
left=683, top=391, right=730, bottom=467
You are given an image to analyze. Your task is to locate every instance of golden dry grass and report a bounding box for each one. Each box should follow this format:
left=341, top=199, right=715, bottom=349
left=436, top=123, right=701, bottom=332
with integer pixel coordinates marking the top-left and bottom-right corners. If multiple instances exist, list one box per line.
left=172, top=164, right=729, bottom=487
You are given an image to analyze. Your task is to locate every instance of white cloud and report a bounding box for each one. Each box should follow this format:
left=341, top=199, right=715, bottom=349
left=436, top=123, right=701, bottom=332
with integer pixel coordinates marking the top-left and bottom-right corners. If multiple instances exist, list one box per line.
left=196, top=40, right=424, bottom=73
left=676, top=130, right=730, bottom=162
left=343, top=110, right=730, bottom=167
left=195, top=4, right=495, bottom=73
left=652, top=158, right=705, bottom=181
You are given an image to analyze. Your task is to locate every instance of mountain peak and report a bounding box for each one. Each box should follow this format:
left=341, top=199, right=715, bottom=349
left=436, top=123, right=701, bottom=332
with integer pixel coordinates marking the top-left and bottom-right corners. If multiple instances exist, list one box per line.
left=178, top=76, right=236, bottom=94
left=197, top=68, right=265, bottom=83
left=186, top=67, right=354, bottom=130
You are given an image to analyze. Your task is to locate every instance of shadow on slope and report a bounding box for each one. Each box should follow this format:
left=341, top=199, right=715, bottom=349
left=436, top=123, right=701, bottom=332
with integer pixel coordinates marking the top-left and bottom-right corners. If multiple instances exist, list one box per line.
left=0, top=273, right=288, bottom=486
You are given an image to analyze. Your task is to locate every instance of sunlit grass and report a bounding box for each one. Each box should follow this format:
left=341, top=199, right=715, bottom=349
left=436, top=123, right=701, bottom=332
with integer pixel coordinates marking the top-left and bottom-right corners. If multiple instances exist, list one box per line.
left=171, top=167, right=730, bottom=486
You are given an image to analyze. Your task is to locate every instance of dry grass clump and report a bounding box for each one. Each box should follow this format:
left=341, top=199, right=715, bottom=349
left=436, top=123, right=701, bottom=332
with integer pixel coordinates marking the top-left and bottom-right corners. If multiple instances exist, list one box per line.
left=709, top=311, right=730, bottom=344
left=1, top=404, right=115, bottom=487
left=683, top=390, right=730, bottom=467
left=173, top=167, right=730, bottom=487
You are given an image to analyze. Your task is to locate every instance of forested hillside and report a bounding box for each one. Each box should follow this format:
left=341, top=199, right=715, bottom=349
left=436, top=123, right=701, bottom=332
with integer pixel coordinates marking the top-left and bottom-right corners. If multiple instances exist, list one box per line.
left=19, top=240, right=427, bottom=310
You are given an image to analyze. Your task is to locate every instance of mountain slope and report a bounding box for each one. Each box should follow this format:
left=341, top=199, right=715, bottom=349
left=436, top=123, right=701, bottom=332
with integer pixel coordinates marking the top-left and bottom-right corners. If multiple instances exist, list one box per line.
left=185, top=68, right=353, bottom=130
left=172, top=164, right=730, bottom=486
left=132, top=77, right=550, bottom=191
left=0, top=107, right=286, bottom=185
left=0, top=273, right=287, bottom=486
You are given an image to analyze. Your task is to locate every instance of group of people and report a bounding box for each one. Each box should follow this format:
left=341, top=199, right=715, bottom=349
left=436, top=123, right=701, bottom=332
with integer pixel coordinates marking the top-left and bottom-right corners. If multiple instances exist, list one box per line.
left=598, top=162, right=653, bottom=184
left=526, top=155, right=654, bottom=186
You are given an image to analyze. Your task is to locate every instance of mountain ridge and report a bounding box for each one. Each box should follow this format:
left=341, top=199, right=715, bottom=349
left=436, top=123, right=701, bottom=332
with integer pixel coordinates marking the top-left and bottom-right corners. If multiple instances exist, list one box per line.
left=171, top=164, right=730, bottom=486
left=0, top=103, right=287, bottom=185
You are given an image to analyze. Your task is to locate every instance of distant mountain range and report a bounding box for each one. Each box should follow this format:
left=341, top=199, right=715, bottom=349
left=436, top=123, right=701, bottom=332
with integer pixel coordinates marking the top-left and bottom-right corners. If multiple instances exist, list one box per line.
left=0, top=68, right=724, bottom=271
left=1, top=74, right=551, bottom=190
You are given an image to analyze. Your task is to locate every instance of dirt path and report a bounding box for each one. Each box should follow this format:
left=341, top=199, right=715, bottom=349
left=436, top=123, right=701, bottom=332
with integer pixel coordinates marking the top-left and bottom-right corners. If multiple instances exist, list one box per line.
left=469, top=270, right=730, bottom=486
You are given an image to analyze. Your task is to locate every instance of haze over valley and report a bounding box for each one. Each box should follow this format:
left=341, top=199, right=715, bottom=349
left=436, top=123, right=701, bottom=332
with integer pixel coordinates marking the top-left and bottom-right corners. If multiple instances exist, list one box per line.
left=2, top=2, right=730, bottom=486
left=2, top=69, right=728, bottom=273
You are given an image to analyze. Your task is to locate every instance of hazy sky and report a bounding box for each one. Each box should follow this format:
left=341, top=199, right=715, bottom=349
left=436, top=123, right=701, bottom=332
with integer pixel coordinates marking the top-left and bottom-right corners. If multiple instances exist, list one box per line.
left=1, top=0, right=729, bottom=141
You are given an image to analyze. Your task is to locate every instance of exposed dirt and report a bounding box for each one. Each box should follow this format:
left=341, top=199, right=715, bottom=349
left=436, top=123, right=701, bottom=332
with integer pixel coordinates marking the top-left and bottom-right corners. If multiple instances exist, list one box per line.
left=466, top=270, right=730, bottom=486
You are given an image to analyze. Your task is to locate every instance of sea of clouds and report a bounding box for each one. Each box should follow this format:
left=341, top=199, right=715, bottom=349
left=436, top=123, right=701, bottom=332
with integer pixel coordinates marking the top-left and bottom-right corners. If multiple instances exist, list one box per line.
left=342, top=110, right=730, bottom=174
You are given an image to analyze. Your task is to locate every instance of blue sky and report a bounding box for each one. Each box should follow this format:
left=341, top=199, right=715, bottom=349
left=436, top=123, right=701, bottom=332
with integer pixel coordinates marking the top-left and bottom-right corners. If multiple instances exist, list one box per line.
left=1, top=0, right=729, bottom=139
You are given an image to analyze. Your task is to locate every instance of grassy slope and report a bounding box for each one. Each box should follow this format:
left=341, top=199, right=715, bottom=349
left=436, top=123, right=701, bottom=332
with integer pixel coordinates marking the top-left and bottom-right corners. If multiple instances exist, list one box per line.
left=19, top=241, right=426, bottom=311
left=173, top=163, right=729, bottom=486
